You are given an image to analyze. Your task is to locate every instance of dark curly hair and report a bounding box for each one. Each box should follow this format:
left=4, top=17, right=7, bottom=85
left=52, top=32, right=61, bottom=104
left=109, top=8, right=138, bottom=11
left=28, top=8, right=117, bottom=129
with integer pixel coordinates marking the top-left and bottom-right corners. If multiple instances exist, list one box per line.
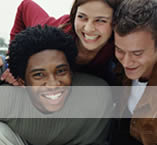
left=8, top=25, right=78, bottom=80
left=113, top=0, right=157, bottom=47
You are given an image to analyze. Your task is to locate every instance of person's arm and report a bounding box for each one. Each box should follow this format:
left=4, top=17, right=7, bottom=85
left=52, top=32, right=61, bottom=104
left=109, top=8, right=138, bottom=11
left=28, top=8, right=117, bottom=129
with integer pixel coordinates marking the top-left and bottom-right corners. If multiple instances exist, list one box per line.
left=10, top=0, right=54, bottom=41
left=0, top=55, right=7, bottom=76
left=0, top=55, right=19, bottom=85
left=10, top=0, right=70, bottom=41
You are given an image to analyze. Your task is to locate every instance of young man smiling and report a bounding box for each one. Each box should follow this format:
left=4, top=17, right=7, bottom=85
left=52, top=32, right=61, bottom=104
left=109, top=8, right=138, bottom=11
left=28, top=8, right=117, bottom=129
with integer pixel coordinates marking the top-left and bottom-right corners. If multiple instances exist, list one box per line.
left=112, top=0, right=157, bottom=145
left=23, top=49, right=72, bottom=113
left=0, top=25, right=113, bottom=145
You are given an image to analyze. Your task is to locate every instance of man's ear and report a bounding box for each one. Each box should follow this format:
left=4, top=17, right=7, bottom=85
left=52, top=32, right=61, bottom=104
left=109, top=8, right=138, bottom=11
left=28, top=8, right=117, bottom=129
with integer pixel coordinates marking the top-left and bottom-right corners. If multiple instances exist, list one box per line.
left=17, top=77, right=25, bottom=86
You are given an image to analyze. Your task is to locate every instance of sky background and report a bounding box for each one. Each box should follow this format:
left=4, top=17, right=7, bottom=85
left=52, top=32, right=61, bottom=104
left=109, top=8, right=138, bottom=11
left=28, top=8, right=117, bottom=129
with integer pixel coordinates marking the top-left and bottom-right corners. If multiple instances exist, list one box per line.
left=0, top=0, right=73, bottom=44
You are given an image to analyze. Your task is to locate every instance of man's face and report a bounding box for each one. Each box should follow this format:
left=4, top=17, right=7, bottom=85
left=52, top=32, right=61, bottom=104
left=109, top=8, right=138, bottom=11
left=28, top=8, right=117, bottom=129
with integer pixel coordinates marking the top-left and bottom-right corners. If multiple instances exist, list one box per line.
left=115, top=30, right=157, bottom=80
left=25, top=49, right=72, bottom=113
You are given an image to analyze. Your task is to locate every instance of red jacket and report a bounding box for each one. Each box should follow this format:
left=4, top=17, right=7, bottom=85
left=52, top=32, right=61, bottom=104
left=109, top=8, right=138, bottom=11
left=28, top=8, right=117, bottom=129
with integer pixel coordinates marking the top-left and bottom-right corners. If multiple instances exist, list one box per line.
left=10, top=0, right=114, bottom=81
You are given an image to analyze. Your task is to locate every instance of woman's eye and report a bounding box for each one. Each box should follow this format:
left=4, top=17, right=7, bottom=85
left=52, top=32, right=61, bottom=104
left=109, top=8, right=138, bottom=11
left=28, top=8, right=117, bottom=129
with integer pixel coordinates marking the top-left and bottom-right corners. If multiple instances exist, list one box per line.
left=77, top=15, right=87, bottom=20
left=77, top=15, right=84, bottom=19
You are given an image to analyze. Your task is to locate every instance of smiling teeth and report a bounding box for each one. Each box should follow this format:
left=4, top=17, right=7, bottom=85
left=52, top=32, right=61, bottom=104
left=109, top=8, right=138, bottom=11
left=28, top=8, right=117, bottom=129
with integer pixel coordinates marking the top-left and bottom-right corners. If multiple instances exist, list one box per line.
left=84, top=34, right=98, bottom=40
left=45, top=93, right=62, bottom=100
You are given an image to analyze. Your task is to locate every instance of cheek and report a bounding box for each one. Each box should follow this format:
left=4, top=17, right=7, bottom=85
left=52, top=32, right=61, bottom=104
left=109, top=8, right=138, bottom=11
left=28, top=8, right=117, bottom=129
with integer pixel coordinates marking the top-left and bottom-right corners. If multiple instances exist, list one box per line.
left=74, top=18, right=83, bottom=33
left=138, top=56, right=152, bottom=65
left=115, top=51, right=122, bottom=62
left=99, top=24, right=112, bottom=37
left=133, top=57, right=150, bottom=69
left=30, top=89, right=35, bottom=98
left=25, top=78, right=32, bottom=86
left=27, top=87, right=39, bottom=103
left=26, top=79, right=36, bottom=86
left=63, top=74, right=72, bottom=86
left=25, top=73, right=35, bottom=86
left=26, top=78, right=43, bottom=86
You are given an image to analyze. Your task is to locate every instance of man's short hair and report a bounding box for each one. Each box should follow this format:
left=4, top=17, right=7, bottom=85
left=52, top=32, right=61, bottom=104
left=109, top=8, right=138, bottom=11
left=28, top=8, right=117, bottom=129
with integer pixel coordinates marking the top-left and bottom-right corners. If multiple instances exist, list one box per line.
left=8, top=25, right=77, bottom=80
left=113, top=0, right=157, bottom=47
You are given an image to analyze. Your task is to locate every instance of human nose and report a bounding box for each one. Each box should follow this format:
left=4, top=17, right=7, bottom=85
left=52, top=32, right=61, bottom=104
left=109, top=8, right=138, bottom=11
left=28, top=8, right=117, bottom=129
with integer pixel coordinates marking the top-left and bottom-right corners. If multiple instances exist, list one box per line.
left=84, top=21, right=95, bottom=32
left=122, top=54, right=133, bottom=67
left=45, top=75, right=60, bottom=87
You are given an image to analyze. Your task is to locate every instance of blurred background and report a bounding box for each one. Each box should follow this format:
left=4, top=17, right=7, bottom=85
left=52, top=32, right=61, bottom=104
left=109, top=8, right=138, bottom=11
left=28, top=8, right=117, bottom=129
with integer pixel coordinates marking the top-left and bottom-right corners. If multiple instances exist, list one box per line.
left=0, top=0, right=74, bottom=54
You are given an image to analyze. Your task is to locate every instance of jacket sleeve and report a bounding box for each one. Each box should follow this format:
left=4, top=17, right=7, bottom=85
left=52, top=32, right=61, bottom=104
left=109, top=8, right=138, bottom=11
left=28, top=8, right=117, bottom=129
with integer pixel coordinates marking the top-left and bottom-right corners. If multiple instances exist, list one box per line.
left=10, top=0, right=70, bottom=41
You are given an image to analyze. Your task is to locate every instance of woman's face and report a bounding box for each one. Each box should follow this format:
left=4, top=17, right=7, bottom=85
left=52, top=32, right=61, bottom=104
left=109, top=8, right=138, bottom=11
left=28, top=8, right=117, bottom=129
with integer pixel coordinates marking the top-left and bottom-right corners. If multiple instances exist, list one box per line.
left=74, top=0, right=113, bottom=51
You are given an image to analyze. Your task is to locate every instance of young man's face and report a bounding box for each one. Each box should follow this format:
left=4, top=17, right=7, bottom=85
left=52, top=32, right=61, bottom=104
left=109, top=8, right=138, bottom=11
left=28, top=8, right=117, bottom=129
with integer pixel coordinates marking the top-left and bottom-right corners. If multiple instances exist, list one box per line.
left=25, top=49, right=72, bottom=113
left=115, top=30, right=157, bottom=80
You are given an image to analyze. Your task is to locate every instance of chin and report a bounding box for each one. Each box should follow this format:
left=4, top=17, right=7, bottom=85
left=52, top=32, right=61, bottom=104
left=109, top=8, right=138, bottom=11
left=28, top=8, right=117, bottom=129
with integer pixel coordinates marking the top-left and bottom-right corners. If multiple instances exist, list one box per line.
left=84, top=45, right=100, bottom=52
left=40, top=105, right=64, bottom=114
left=126, top=74, right=139, bottom=80
left=47, top=106, right=63, bottom=113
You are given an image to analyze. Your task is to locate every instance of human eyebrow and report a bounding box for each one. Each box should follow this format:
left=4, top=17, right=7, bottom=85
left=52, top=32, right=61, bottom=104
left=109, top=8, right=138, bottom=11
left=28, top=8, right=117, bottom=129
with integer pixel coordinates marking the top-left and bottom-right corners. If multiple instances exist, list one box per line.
left=29, top=69, right=45, bottom=73
left=132, top=49, right=144, bottom=52
left=95, top=16, right=111, bottom=20
left=56, top=64, right=69, bottom=69
left=77, top=12, right=86, bottom=16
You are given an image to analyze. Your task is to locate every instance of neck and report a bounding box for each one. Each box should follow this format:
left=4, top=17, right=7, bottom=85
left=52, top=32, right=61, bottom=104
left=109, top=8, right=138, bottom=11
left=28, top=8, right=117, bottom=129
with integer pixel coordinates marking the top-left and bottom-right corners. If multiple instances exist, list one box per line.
left=75, top=39, right=102, bottom=64
left=138, top=77, right=148, bottom=83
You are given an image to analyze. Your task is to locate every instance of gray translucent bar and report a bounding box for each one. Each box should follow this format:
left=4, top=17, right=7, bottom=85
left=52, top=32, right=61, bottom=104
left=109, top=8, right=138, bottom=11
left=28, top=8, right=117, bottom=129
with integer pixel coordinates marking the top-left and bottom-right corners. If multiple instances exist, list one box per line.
left=0, top=86, right=156, bottom=118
